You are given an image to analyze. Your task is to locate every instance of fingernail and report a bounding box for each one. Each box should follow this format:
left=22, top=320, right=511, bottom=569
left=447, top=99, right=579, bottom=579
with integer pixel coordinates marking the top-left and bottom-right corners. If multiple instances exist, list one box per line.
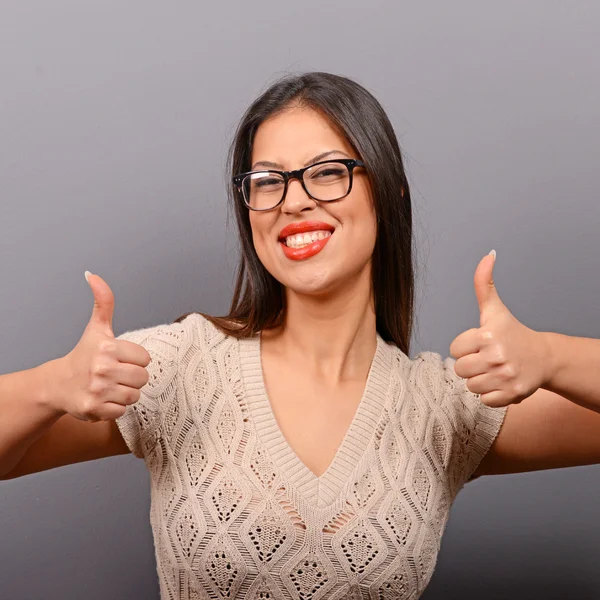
left=488, top=249, right=496, bottom=262
left=84, top=271, right=92, bottom=283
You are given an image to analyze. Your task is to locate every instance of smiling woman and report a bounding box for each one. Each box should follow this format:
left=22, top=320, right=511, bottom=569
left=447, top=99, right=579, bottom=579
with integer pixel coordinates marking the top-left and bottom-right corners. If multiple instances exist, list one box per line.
left=174, top=72, right=414, bottom=351
left=105, top=72, right=509, bottom=600
left=0, top=71, right=512, bottom=600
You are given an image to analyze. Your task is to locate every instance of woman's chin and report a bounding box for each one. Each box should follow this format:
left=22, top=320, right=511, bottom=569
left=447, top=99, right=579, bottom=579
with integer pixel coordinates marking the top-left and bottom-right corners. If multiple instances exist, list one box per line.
left=281, top=272, right=341, bottom=298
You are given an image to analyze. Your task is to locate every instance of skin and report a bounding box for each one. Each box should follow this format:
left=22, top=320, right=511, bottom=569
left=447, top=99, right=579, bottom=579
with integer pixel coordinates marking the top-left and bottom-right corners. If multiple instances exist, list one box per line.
left=248, top=104, right=380, bottom=476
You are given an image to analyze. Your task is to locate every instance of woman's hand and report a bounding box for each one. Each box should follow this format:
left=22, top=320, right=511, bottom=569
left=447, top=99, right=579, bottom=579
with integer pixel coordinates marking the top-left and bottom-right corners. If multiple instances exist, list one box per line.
left=449, top=250, right=553, bottom=408
left=52, top=272, right=152, bottom=422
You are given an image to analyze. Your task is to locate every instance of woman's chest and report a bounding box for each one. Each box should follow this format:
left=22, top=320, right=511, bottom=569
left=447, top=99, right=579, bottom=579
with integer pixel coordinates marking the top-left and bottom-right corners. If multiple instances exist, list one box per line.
left=145, top=385, right=453, bottom=599
left=260, top=371, right=367, bottom=478
left=143, top=334, right=457, bottom=598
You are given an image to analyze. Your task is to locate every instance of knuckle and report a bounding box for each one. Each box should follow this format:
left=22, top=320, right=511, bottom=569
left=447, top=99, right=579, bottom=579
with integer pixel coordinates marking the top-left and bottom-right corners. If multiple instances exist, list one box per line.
left=99, top=339, right=117, bottom=353
left=88, top=377, right=107, bottom=395
left=480, top=329, right=494, bottom=342
left=80, top=399, right=97, bottom=418
left=92, top=360, right=110, bottom=377
left=492, top=347, right=506, bottom=365
left=513, top=380, right=527, bottom=397
left=503, top=362, right=518, bottom=380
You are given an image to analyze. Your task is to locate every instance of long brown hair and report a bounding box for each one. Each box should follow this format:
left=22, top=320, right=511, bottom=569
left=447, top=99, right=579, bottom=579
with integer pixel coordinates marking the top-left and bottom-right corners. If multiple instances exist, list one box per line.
left=172, top=71, right=416, bottom=356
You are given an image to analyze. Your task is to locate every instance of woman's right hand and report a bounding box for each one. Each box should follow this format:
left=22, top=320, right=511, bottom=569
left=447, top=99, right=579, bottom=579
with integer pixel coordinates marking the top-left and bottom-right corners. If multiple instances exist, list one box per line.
left=52, top=272, right=152, bottom=423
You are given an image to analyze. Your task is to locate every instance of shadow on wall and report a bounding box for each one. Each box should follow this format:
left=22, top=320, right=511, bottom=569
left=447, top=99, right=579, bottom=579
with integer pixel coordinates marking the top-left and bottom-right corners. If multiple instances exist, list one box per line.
left=423, top=577, right=595, bottom=600
left=421, top=539, right=596, bottom=600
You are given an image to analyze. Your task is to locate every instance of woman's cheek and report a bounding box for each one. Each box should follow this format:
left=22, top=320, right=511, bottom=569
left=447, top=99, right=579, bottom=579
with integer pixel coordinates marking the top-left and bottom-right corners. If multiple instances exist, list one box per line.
left=255, top=236, right=280, bottom=277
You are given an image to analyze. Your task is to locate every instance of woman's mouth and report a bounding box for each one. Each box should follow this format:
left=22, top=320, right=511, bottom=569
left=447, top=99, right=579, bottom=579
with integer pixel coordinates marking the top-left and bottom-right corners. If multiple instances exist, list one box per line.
left=279, top=230, right=333, bottom=261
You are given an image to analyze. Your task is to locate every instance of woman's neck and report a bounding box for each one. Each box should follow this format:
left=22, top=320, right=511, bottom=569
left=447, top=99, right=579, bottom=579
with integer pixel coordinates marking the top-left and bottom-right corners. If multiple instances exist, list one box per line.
left=261, top=276, right=377, bottom=384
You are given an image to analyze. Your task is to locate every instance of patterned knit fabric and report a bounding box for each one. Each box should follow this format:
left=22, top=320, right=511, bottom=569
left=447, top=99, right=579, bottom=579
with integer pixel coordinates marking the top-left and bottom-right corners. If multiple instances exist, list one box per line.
left=115, top=313, right=507, bottom=600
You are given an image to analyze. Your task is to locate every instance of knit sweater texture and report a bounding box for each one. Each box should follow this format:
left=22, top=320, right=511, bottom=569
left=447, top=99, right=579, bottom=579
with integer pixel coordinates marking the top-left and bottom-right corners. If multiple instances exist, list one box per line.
left=115, top=313, right=508, bottom=600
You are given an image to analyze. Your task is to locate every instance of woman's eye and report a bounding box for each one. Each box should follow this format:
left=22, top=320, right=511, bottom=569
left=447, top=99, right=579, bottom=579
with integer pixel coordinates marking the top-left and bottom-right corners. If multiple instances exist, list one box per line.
left=256, top=178, right=282, bottom=188
left=314, top=168, right=344, bottom=178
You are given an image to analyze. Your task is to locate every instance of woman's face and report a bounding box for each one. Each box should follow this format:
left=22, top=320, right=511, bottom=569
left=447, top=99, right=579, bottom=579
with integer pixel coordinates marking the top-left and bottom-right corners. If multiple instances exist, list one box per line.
left=248, top=105, right=377, bottom=298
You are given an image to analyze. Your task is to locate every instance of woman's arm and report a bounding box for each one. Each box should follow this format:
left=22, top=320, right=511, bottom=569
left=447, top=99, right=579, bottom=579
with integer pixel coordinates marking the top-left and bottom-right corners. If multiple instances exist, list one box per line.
left=0, top=360, right=67, bottom=478
left=472, top=332, right=600, bottom=479
left=541, top=332, right=600, bottom=414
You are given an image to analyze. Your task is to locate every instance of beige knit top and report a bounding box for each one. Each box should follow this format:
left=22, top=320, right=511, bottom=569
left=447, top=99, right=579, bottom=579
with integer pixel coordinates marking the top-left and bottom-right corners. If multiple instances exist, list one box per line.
left=115, top=313, right=507, bottom=600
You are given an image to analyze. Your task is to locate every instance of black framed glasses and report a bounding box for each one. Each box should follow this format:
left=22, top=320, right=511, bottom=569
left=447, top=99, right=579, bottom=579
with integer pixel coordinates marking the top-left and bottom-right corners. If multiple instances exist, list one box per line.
left=232, top=158, right=366, bottom=212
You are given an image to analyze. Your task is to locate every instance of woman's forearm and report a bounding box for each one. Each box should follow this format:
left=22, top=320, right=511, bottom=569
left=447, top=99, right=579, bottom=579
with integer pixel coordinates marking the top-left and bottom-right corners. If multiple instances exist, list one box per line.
left=0, top=359, right=67, bottom=479
left=542, top=331, right=600, bottom=414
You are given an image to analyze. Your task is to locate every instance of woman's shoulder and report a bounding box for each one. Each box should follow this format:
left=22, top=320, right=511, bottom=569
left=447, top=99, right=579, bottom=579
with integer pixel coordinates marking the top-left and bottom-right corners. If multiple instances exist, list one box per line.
left=383, top=342, right=464, bottom=402
left=114, top=312, right=218, bottom=353
left=383, top=340, right=446, bottom=377
left=116, top=312, right=253, bottom=360
left=115, top=318, right=188, bottom=347
left=171, top=312, right=229, bottom=344
left=408, top=350, right=471, bottom=397
left=173, top=311, right=252, bottom=349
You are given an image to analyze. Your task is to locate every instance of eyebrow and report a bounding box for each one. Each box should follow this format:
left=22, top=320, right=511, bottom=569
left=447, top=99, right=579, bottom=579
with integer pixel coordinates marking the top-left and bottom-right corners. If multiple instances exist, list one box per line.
left=251, top=149, right=350, bottom=171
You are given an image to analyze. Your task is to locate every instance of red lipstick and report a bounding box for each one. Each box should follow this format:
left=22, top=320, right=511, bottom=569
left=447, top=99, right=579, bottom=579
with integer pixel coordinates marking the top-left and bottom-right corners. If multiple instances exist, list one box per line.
left=278, top=220, right=335, bottom=262
left=278, top=220, right=335, bottom=240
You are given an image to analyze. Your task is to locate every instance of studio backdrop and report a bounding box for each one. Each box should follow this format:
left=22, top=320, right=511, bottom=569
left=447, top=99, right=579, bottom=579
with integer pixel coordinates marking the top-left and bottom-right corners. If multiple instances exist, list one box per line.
left=1, top=1, right=599, bottom=599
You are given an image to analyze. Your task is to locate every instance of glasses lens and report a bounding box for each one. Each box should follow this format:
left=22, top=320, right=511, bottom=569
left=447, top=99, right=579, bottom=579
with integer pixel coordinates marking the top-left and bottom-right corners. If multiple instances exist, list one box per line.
left=304, top=161, right=350, bottom=201
left=242, top=172, right=285, bottom=210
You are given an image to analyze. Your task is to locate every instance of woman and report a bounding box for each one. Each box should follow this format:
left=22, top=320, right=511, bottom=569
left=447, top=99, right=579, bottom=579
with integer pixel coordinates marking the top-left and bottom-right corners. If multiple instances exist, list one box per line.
left=2, top=71, right=600, bottom=599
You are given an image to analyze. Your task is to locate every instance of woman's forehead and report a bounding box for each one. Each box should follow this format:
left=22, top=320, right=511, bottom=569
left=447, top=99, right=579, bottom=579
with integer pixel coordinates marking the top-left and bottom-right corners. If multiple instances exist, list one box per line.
left=251, top=107, right=353, bottom=166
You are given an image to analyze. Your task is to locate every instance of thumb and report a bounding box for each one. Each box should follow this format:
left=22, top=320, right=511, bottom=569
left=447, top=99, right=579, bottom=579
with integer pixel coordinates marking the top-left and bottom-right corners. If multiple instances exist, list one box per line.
left=474, top=249, right=502, bottom=323
left=85, top=271, right=115, bottom=335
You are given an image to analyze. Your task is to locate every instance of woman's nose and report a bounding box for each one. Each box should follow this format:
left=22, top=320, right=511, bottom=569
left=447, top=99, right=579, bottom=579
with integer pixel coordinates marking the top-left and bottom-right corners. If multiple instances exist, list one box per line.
left=281, top=178, right=316, bottom=213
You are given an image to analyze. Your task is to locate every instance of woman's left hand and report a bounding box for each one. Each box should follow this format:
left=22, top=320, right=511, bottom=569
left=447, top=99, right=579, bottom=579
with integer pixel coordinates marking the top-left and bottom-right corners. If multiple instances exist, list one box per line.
left=449, top=250, right=553, bottom=408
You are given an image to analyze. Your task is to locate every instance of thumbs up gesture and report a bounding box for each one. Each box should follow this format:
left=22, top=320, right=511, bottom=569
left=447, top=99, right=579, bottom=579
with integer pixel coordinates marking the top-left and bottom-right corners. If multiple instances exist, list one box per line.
left=54, top=272, right=152, bottom=422
left=449, top=251, right=552, bottom=408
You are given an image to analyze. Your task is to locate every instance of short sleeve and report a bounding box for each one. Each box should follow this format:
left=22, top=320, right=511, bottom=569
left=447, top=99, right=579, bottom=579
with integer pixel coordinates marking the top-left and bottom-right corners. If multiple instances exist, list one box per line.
left=114, top=321, right=184, bottom=459
left=420, top=351, right=509, bottom=498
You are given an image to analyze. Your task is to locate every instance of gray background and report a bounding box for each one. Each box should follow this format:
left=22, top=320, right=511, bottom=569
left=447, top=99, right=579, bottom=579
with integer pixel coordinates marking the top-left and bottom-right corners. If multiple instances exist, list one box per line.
left=1, top=1, right=599, bottom=598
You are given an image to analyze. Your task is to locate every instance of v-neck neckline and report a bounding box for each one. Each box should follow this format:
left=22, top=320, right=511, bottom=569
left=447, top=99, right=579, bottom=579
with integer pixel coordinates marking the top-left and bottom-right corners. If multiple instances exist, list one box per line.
left=238, top=330, right=392, bottom=507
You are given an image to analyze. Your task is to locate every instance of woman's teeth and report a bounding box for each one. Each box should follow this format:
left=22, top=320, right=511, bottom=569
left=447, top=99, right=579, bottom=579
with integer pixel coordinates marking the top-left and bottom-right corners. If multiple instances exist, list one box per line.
left=284, top=230, right=332, bottom=248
